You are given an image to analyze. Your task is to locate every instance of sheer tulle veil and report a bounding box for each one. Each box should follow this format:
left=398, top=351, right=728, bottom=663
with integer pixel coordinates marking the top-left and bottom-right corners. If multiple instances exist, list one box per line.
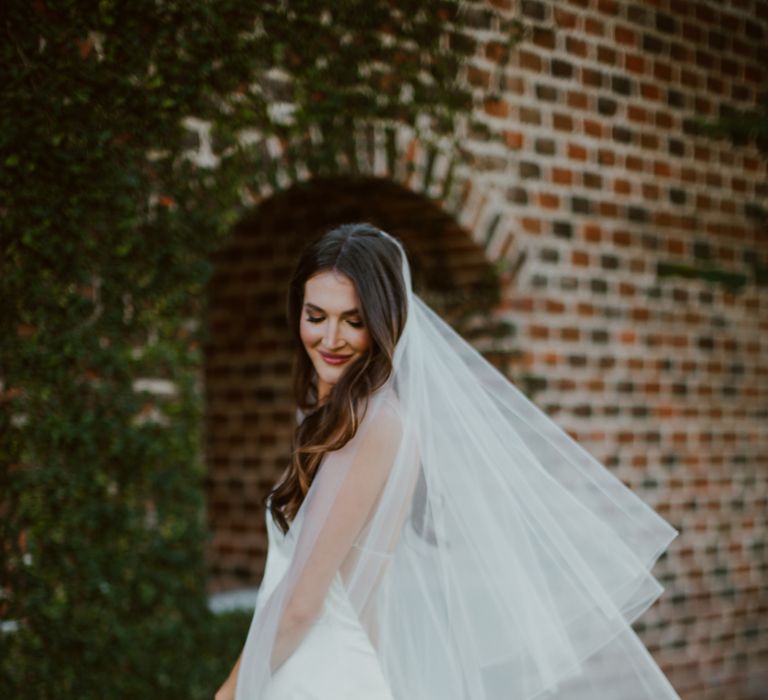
left=234, top=228, right=681, bottom=699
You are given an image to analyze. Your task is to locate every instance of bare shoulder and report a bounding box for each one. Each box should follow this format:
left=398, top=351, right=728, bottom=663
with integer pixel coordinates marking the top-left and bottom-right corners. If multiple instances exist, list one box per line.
left=363, top=386, right=403, bottom=443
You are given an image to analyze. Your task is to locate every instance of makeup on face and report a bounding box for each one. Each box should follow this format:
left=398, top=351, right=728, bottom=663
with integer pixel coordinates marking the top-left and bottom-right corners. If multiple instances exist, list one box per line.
left=299, top=271, right=371, bottom=398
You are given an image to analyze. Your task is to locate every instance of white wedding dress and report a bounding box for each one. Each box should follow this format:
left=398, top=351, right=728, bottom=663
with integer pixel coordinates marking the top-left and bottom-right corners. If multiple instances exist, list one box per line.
left=255, top=505, right=395, bottom=700
left=234, top=231, right=682, bottom=700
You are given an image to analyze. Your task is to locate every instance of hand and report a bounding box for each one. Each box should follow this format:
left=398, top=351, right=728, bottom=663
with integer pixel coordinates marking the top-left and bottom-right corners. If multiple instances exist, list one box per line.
left=214, top=679, right=235, bottom=700
left=216, top=651, right=242, bottom=700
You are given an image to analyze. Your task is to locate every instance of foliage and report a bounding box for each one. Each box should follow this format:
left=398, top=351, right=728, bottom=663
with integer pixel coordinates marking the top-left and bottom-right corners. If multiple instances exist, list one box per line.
left=699, top=97, right=768, bottom=228
left=0, top=0, right=507, bottom=697
left=699, top=99, right=768, bottom=156
left=657, top=261, right=750, bottom=291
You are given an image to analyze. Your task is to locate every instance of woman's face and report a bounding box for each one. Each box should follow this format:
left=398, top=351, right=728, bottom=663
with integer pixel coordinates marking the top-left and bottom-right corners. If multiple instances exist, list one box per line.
left=300, top=270, right=372, bottom=400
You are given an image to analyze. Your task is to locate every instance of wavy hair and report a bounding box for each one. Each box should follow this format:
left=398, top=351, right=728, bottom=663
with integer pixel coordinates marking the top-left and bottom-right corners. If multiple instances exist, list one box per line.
left=267, top=223, right=408, bottom=533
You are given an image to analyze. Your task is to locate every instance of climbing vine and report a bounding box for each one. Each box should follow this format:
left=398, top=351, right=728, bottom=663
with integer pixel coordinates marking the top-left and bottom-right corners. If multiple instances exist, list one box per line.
left=0, top=1, right=519, bottom=697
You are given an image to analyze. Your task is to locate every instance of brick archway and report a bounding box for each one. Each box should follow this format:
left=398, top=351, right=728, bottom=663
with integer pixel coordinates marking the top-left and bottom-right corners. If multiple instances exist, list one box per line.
left=204, top=175, right=505, bottom=592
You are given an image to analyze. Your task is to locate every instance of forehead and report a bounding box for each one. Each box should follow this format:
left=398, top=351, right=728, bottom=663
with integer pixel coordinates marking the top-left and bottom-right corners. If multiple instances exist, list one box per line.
left=303, top=270, right=360, bottom=312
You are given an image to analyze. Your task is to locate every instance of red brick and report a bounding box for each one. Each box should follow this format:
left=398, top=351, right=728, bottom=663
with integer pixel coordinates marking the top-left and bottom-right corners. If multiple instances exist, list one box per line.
left=585, top=17, right=605, bottom=36
left=561, top=327, right=580, bottom=341
left=628, top=105, right=648, bottom=123
left=503, top=131, right=524, bottom=149
left=584, top=119, right=603, bottom=137
left=518, top=50, right=543, bottom=71
left=467, top=65, right=491, bottom=88
left=484, top=98, right=509, bottom=118
left=670, top=42, right=690, bottom=63
left=640, top=133, right=659, bottom=150
left=567, top=91, right=589, bottom=110
left=614, top=24, right=636, bottom=46
left=694, top=145, right=710, bottom=161
left=566, top=36, right=588, bottom=57
left=553, top=7, right=578, bottom=28
left=597, top=44, right=617, bottom=65
left=654, top=60, right=674, bottom=81
left=682, top=21, right=703, bottom=42
left=642, top=183, right=660, bottom=199
left=545, top=299, right=565, bottom=313
left=507, top=76, right=526, bottom=95
left=669, top=0, right=690, bottom=14
left=614, top=178, right=632, bottom=195
left=613, top=229, right=632, bottom=246
left=681, top=166, right=697, bottom=183
left=533, top=28, right=556, bottom=50
left=641, top=82, right=662, bottom=100
left=745, top=64, right=762, bottom=84
left=681, top=68, right=700, bottom=89
left=485, top=41, right=509, bottom=62
left=668, top=238, right=686, bottom=255
left=619, top=331, right=637, bottom=346
left=568, top=143, right=588, bottom=161
left=597, top=148, right=615, bottom=166
left=509, top=297, right=534, bottom=312
left=572, top=250, right=590, bottom=266
left=626, top=155, right=644, bottom=172
left=654, top=161, right=672, bottom=177
left=552, top=113, right=574, bottom=131
left=538, top=192, right=560, bottom=209
left=520, top=106, right=542, bottom=125
left=707, top=75, right=724, bottom=93
left=521, top=217, right=542, bottom=234
left=625, top=53, right=646, bottom=73
left=597, top=0, right=619, bottom=15
left=584, top=224, right=601, bottom=242
left=655, top=111, right=674, bottom=128
left=552, top=167, right=574, bottom=185
left=584, top=171, right=602, bottom=188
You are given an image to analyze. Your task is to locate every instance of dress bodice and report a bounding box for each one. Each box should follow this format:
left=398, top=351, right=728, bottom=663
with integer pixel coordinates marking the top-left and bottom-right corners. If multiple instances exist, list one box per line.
left=256, top=504, right=354, bottom=626
left=255, top=501, right=395, bottom=700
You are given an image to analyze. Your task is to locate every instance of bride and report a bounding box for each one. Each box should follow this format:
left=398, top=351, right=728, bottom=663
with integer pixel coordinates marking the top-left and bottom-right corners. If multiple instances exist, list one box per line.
left=215, top=223, right=682, bottom=700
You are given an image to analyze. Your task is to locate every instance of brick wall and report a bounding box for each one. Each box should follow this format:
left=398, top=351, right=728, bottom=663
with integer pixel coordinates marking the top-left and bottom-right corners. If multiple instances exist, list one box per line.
left=201, top=1, right=768, bottom=698
left=205, top=178, right=497, bottom=591
left=486, top=2, right=768, bottom=699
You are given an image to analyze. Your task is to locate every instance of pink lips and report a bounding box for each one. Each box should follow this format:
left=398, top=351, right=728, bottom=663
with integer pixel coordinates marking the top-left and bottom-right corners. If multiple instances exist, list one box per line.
left=319, top=351, right=353, bottom=366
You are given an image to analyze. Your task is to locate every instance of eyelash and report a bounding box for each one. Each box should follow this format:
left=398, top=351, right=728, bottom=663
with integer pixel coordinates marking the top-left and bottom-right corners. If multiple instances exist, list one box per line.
left=306, top=315, right=364, bottom=329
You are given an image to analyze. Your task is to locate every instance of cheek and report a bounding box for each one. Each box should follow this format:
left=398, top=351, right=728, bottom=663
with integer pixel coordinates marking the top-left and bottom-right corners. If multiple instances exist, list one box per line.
left=353, top=328, right=372, bottom=352
left=299, top=320, right=321, bottom=349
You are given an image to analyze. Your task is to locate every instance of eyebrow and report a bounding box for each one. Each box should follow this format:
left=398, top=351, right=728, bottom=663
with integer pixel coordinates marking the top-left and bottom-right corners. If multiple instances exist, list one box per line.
left=304, top=302, right=361, bottom=316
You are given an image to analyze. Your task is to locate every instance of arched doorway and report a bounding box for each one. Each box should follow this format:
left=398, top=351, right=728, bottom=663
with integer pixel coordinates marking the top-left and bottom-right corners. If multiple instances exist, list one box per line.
left=204, top=176, right=500, bottom=593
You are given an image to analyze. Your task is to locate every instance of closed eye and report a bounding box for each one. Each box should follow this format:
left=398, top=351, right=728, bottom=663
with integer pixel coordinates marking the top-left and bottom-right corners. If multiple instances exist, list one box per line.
left=305, top=315, right=364, bottom=329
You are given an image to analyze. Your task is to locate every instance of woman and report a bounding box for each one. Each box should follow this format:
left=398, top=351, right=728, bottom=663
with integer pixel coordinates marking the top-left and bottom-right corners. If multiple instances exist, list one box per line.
left=216, top=223, right=682, bottom=700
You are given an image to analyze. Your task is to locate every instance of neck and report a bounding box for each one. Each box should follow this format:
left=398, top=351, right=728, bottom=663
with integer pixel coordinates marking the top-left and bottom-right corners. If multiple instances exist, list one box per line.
left=317, top=378, right=332, bottom=404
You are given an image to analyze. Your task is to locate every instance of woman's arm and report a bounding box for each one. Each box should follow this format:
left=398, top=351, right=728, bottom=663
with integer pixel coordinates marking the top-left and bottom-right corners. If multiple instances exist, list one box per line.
left=269, top=400, right=402, bottom=671
left=214, top=652, right=241, bottom=700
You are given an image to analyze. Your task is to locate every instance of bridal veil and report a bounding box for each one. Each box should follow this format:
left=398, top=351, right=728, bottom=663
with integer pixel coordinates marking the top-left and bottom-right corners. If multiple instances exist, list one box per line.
left=234, top=229, right=680, bottom=700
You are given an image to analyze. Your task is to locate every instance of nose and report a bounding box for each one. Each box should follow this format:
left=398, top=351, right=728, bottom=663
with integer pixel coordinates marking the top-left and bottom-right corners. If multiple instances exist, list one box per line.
left=321, top=319, right=343, bottom=350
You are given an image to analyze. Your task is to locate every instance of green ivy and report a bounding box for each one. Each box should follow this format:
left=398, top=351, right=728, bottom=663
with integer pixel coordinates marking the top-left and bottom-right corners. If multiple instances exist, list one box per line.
left=0, top=1, right=518, bottom=697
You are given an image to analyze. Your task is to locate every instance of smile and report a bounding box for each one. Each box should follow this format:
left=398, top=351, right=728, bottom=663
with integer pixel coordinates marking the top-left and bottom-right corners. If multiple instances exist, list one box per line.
left=318, top=351, right=353, bottom=366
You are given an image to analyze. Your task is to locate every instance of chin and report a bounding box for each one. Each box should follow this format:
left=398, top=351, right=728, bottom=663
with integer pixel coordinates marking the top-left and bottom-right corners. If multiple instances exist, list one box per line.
left=317, top=369, right=341, bottom=386
left=313, top=358, right=354, bottom=392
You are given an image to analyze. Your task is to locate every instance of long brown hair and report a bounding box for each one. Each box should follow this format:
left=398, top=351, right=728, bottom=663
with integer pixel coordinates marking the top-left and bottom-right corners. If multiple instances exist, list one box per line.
left=267, top=223, right=408, bottom=533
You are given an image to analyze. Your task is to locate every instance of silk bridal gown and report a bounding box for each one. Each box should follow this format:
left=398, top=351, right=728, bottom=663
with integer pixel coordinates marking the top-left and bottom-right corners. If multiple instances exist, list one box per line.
left=252, top=502, right=395, bottom=700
